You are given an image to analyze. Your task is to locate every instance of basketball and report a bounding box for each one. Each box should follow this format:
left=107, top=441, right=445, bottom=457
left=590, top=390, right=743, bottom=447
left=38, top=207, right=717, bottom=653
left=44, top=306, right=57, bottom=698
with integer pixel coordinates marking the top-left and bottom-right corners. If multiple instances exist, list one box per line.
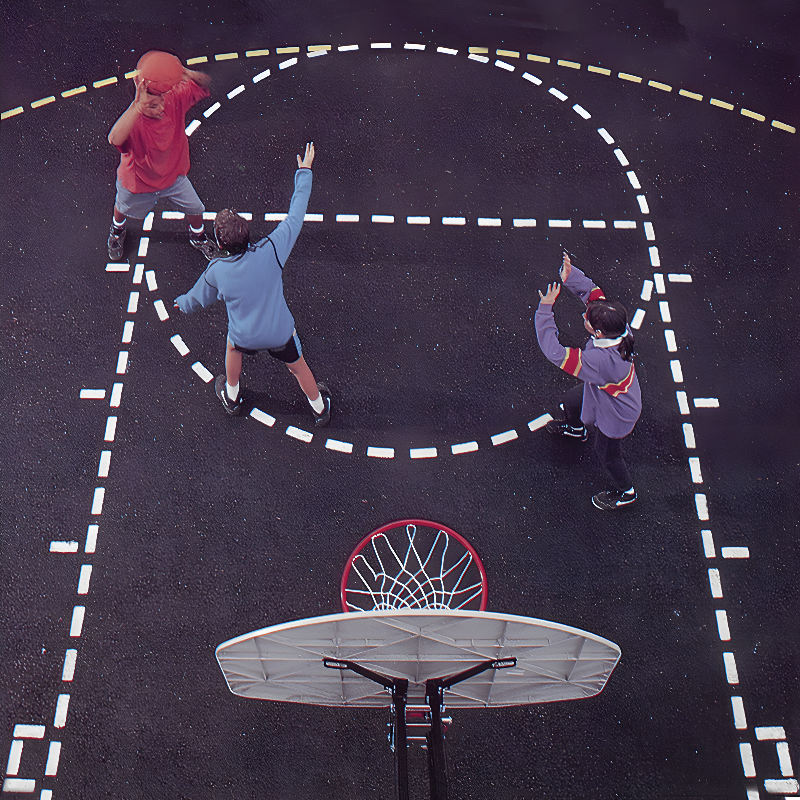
left=136, top=50, right=184, bottom=94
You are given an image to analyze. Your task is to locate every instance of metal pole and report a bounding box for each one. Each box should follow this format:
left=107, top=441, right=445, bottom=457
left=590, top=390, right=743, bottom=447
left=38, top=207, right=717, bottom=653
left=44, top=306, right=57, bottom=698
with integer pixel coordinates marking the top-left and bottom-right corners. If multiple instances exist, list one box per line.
left=392, top=682, right=409, bottom=800
left=425, top=681, right=448, bottom=800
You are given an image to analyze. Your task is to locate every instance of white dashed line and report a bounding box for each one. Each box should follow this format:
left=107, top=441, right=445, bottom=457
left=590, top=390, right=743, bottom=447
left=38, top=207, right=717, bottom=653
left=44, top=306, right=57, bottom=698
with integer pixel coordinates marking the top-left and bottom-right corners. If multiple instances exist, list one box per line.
left=451, top=441, right=479, bottom=454
left=122, top=320, right=134, bottom=343
left=477, top=217, right=501, bottom=226
left=372, top=215, right=394, bottom=223
left=407, top=216, right=430, bottom=225
left=253, top=69, right=270, bottom=83
left=756, top=727, right=786, bottom=741
left=103, top=416, right=117, bottom=442
left=670, top=360, right=684, bottom=382
left=132, top=264, right=144, bottom=283
left=668, top=273, right=692, bottom=282
left=716, top=610, right=731, bottom=641
left=597, top=127, right=615, bottom=144
left=776, top=743, right=793, bottom=776
left=731, top=696, right=747, bottom=729
left=572, top=104, right=591, bottom=119
left=13, top=725, right=44, bottom=739
left=53, top=694, right=70, bottom=728
left=694, top=397, right=719, bottom=408
left=191, top=362, right=214, bottom=382
left=491, top=429, right=518, bottom=446
left=1, top=779, right=35, bottom=793
left=80, top=389, right=106, bottom=400
left=45, top=741, right=61, bottom=776
left=115, top=351, right=128, bottom=374
left=722, top=547, right=750, bottom=559
left=695, top=493, right=709, bottom=520
left=613, top=148, right=629, bottom=166
left=664, top=330, right=677, bottom=352
left=106, top=263, right=129, bottom=272
left=649, top=246, right=661, bottom=267
left=338, top=45, right=358, bottom=52
left=170, top=335, right=190, bottom=356
left=154, top=300, right=169, bottom=321
left=527, top=413, right=552, bottom=432
left=443, top=217, right=466, bottom=225
left=659, top=301, right=671, bottom=322
left=91, top=487, right=105, bottom=515
left=688, top=457, right=702, bottom=483
left=637, top=195, right=650, bottom=214
left=98, top=450, right=111, bottom=478
left=469, top=54, right=490, bottom=64
left=279, top=58, right=298, bottom=69
left=495, top=59, right=514, bottom=72
left=701, top=530, right=716, bottom=558
left=406, top=44, right=426, bottom=51
left=286, top=426, right=313, bottom=443
left=367, top=446, right=394, bottom=459
left=437, top=47, right=457, bottom=55
left=708, top=568, right=723, bottom=598
left=410, top=447, right=437, bottom=459
left=250, top=408, right=276, bottom=427
left=109, top=383, right=123, bottom=407
left=62, top=650, right=77, bottom=682
left=50, top=541, right=79, bottom=553
left=85, top=524, right=98, bottom=554
left=325, top=439, right=353, bottom=453
left=583, top=220, right=606, bottom=228
left=77, top=565, right=92, bottom=595
left=145, top=270, right=157, bottom=291
left=6, top=740, right=23, bottom=774
left=723, top=652, right=739, bottom=684
left=653, top=272, right=666, bottom=293
left=626, top=170, right=641, bottom=189
left=336, top=214, right=359, bottom=222
left=512, top=218, right=536, bottom=227
left=69, top=606, right=85, bottom=637
left=764, top=778, right=799, bottom=794
left=203, top=102, right=221, bottom=117
left=127, top=292, right=139, bottom=313
left=521, top=72, right=541, bottom=84
left=613, top=220, right=636, bottom=229
left=548, top=219, right=571, bottom=228
left=630, top=308, right=645, bottom=329
left=644, top=221, right=655, bottom=240
left=548, top=87, right=568, bottom=101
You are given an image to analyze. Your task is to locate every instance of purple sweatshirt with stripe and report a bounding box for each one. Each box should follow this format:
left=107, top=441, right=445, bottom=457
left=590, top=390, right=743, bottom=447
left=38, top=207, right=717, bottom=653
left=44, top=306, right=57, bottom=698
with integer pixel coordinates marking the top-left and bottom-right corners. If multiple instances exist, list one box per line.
left=535, top=266, right=642, bottom=438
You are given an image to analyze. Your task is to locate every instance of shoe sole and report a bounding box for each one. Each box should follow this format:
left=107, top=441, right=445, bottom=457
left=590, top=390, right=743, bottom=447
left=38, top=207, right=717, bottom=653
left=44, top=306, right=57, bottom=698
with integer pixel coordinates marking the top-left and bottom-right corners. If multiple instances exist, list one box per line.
left=592, top=495, right=637, bottom=510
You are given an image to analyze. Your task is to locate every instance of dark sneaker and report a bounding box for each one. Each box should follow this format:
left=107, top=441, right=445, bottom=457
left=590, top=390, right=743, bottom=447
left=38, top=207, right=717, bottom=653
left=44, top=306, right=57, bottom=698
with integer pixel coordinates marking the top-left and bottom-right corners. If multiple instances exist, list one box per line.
left=312, top=382, right=331, bottom=427
left=215, top=375, right=243, bottom=415
left=546, top=420, right=588, bottom=441
left=108, top=225, right=127, bottom=261
left=592, top=489, right=637, bottom=510
left=189, top=233, right=221, bottom=261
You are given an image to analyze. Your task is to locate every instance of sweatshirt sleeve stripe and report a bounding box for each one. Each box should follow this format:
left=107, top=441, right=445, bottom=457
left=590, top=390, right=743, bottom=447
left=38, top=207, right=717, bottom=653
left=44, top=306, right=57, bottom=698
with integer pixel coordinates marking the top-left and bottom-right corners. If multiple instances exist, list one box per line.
left=560, top=347, right=583, bottom=377
left=587, top=287, right=606, bottom=302
left=599, top=363, right=636, bottom=397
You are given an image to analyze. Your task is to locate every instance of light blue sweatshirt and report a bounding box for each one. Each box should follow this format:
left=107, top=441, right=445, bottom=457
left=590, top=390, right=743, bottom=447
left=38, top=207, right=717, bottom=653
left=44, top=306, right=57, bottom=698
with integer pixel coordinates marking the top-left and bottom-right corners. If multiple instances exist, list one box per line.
left=175, top=168, right=312, bottom=349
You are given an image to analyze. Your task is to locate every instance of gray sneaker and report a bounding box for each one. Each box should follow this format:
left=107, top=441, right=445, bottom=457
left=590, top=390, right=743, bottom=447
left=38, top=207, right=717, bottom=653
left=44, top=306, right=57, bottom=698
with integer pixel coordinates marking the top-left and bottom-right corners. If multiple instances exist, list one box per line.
left=189, top=233, right=221, bottom=261
left=215, top=375, right=243, bottom=416
left=312, top=382, right=332, bottom=427
left=108, top=225, right=126, bottom=261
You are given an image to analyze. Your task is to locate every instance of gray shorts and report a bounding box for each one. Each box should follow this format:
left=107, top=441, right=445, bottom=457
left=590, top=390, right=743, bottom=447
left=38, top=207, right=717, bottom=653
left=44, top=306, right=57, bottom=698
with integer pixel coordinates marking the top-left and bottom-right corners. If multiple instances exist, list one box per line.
left=114, top=175, right=205, bottom=219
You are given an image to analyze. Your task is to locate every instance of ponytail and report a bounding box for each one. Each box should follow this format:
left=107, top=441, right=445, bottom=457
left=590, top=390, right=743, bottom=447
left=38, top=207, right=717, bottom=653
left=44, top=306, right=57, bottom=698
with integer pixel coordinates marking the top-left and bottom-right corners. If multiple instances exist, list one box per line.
left=586, top=300, right=636, bottom=362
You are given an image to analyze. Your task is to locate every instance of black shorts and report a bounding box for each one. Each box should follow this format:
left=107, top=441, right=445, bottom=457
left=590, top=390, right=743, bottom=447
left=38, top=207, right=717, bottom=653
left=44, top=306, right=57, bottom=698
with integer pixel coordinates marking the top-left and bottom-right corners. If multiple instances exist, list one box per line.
left=230, top=330, right=302, bottom=364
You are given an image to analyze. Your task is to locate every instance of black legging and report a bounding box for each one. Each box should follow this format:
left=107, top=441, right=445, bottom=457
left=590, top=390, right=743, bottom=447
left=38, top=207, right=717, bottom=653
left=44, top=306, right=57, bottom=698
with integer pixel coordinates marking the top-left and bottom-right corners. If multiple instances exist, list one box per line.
left=563, top=384, right=633, bottom=490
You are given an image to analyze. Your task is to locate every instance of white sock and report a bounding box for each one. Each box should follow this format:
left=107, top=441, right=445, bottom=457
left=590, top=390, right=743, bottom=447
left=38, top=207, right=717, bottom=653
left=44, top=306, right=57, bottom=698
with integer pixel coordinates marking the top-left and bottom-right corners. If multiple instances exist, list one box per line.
left=309, top=394, right=324, bottom=413
left=226, top=382, right=239, bottom=401
left=112, top=218, right=125, bottom=229
left=189, top=224, right=204, bottom=236
left=622, top=486, right=635, bottom=495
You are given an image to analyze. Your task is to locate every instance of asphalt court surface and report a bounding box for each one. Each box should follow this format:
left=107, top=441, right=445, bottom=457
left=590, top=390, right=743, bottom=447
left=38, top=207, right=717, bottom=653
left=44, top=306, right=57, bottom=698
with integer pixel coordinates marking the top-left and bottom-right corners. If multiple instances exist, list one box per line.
left=2, top=2, right=799, bottom=798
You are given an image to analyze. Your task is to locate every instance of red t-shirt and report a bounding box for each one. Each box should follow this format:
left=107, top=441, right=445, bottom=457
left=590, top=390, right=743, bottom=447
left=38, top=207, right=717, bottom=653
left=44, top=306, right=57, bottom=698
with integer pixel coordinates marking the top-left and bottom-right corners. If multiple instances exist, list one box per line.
left=115, top=80, right=210, bottom=193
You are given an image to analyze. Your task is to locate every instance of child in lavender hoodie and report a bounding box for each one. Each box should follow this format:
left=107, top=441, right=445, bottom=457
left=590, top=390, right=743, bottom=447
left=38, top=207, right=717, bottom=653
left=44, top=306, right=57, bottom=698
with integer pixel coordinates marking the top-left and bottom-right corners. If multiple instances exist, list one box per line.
left=535, top=252, right=641, bottom=510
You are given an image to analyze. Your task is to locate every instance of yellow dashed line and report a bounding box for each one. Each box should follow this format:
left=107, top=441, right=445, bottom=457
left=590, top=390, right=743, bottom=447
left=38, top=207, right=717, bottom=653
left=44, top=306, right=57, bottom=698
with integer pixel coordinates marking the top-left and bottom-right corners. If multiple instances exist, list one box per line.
left=124, top=70, right=138, bottom=80
left=1, top=42, right=796, bottom=139
left=710, top=98, right=734, bottom=110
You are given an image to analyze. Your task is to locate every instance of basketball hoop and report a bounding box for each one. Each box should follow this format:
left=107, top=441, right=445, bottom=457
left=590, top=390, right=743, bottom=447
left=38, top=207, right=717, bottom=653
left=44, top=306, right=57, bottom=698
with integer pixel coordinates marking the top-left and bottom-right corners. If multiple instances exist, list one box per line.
left=341, top=519, right=488, bottom=613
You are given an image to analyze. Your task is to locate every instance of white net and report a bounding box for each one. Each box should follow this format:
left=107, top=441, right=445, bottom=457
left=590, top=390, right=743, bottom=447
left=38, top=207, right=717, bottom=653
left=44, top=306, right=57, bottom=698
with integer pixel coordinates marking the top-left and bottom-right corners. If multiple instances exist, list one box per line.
left=343, top=522, right=486, bottom=611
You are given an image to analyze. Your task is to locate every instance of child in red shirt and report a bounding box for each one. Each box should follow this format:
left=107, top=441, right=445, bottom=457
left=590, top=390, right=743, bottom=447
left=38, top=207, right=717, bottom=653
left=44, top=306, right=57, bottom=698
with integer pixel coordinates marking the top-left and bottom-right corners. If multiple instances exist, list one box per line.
left=107, top=51, right=216, bottom=261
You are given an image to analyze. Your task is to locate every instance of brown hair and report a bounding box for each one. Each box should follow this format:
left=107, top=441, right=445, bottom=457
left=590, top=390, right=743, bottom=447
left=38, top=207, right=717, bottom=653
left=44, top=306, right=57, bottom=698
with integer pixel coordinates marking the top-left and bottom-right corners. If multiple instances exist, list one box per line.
left=214, top=209, right=250, bottom=255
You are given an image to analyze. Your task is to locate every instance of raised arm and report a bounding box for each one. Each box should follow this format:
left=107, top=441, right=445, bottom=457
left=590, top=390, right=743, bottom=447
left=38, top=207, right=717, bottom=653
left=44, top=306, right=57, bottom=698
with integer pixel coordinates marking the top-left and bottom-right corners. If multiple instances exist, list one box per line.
left=264, top=143, right=315, bottom=265
left=108, top=78, right=152, bottom=146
